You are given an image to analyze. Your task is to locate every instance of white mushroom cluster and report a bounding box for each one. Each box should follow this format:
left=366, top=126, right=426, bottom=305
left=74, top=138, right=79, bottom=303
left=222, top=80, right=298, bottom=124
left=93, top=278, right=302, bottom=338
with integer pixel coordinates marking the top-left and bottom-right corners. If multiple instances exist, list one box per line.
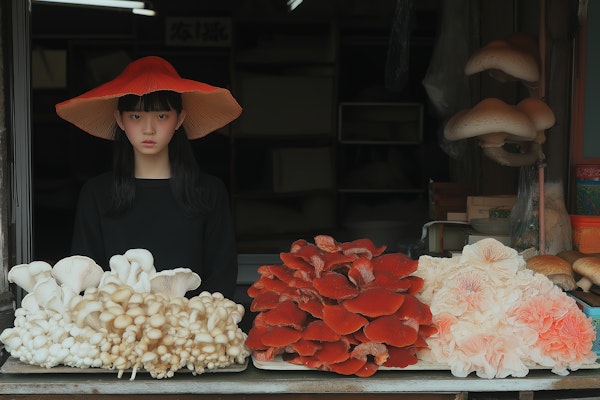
left=0, top=249, right=250, bottom=379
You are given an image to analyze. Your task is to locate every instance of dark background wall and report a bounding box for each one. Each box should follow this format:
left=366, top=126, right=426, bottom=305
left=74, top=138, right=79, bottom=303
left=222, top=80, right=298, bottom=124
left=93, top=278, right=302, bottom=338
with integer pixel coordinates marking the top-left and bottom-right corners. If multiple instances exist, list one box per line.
left=29, top=0, right=576, bottom=262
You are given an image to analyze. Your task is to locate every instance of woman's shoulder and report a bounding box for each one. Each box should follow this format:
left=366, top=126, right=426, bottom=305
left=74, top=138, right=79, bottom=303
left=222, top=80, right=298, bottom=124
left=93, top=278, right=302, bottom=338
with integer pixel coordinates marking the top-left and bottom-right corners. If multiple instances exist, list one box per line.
left=78, top=172, right=113, bottom=200
left=196, top=171, right=229, bottom=202
left=81, top=171, right=113, bottom=190
left=197, top=171, right=227, bottom=190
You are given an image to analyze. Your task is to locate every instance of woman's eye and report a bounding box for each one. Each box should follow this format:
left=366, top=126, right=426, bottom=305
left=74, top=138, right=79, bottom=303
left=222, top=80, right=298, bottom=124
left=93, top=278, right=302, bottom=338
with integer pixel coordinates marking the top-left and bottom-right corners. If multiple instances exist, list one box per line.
left=129, top=114, right=141, bottom=120
left=157, top=114, right=167, bottom=120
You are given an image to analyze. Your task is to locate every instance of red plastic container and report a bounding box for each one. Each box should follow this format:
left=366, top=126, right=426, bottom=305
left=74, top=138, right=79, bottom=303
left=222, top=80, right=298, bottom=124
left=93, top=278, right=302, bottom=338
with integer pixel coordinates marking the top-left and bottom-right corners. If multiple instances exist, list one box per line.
left=570, top=215, right=600, bottom=254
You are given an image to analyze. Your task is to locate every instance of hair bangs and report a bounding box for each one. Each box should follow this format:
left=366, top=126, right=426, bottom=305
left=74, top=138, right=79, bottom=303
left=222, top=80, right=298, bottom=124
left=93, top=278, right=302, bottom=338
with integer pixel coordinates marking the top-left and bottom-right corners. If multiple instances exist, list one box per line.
left=118, top=90, right=183, bottom=112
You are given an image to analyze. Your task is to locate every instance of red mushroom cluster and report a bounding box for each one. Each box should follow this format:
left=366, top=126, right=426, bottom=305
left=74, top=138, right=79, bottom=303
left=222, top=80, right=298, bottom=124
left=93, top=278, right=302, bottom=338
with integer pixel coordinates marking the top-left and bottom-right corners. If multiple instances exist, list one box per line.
left=245, top=235, right=436, bottom=377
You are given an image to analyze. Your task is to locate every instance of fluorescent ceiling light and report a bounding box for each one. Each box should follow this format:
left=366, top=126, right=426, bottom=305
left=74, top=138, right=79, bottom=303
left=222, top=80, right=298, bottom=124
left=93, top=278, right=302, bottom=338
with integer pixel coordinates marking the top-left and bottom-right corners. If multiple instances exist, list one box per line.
left=132, top=7, right=155, bottom=16
left=287, top=0, right=303, bottom=11
left=33, top=0, right=155, bottom=16
left=33, top=0, right=145, bottom=9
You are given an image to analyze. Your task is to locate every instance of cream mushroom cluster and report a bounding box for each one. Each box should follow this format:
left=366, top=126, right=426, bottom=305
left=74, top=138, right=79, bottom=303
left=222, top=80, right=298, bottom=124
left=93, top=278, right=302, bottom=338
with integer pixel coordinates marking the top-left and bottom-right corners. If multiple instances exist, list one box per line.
left=444, top=32, right=555, bottom=167
left=0, top=249, right=250, bottom=379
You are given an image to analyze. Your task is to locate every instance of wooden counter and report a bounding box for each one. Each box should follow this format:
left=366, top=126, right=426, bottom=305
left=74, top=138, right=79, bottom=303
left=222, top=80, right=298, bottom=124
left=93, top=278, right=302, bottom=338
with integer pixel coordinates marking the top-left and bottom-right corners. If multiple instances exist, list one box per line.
left=1, top=361, right=600, bottom=399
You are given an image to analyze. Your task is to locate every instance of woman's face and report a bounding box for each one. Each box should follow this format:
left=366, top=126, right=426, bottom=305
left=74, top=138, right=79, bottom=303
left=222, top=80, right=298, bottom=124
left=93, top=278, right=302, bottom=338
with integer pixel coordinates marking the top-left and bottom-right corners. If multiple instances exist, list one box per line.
left=115, top=109, right=186, bottom=158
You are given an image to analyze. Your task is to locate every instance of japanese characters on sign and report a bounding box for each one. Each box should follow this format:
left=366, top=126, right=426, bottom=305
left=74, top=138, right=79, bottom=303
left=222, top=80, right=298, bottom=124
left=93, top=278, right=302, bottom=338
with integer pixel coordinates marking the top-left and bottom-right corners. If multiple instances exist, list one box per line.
left=166, top=17, right=232, bottom=47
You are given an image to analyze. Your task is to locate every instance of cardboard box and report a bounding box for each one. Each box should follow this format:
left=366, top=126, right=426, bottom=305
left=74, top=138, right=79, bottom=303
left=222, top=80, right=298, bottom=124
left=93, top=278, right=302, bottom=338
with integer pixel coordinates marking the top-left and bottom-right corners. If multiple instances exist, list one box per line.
left=447, top=212, right=467, bottom=222
left=466, top=195, right=516, bottom=222
left=429, top=182, right=475, bottom=220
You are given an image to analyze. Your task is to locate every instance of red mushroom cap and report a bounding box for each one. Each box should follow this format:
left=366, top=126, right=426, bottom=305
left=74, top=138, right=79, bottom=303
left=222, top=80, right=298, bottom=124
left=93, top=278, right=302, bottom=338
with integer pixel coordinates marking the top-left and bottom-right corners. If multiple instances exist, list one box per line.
left=363, top=315, right=419, bottom=347
left=418, top=324, right=438, bottom=339
left=302, top=320, right=341, bottom=342
left=279, top=252, right=315, bottom=278
left=247, top=275, right=289, bottom=298
left=245, top=324, right=271, bottom=350
left=249, top=290, right=281, bottom=312
left=314, top=234, right=342, bottom=253
left=287, top=354, right=325, bottom=369
left=319, top=252, right=357, bottom=276
left=394, top=294, right=433, bottom=325
left=351, top=341, right=390, bottom=365
left=252, top=347, right=284, bottom=362
left=371, top=253, right=419, bottom=279
left=404, top=276, right=425, bottom=295
left=261, top=300, right=308, bottom=330
left=289, top=238, right=309, bottom=253
left=313, top=271, right=360, bottom=300
left=290, top=339, right=322, bottom=356
left=342, top=288, right=405, bottom=318
left=314, top=340, right=351, bottom=364
left=347, top=258, right=376, bottom=287
left=341, top=238, right=386, bottom=259
left=257, top=264, right=312, bottom=289
left=322, top=304, right=369, bottom=335
left=261, top=325, right=302, bottom=347
left=370, top=270, right=413, bottom=292
left=297, top=298, right=325, bottom=319
left=354, top=361, right=380, bottom=377
left=382, top=345, right=419, bottom=368
left=327, top=357, right=367, bottom=375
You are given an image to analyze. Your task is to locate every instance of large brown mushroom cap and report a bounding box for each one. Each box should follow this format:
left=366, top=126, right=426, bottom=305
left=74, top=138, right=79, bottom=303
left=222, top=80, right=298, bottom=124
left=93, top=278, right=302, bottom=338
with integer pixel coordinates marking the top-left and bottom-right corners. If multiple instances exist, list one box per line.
left=464, top=33, right=540, bottom=84
left=557, top=250, right=586, bottom=266
left=572, top=257, right=600, bottom=292
left=514, top=98, right=556, bottom=144
left=526, top=254, right=577, bottom=291
left=444, top=98, right=537, bottom=146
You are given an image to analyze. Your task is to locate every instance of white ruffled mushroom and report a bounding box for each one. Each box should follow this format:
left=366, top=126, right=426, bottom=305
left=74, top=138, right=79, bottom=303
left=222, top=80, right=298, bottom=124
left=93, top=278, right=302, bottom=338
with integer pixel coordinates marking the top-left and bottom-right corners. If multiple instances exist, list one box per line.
left=8, top=261, right=53, bottom=293
left=124, top=248, right=156, bottom=274
left=32, top=277, right=69, bottom=314
left=150, top=268, right=201, bottom=299
left=106, top=252, right=153, bottom=293
left=52, top=255, right=104, bottom=294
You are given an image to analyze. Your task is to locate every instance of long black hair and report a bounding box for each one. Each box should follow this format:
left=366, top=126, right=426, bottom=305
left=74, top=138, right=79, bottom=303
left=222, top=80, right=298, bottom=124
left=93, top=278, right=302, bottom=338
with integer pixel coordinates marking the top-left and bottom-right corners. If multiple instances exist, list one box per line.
left=109, top=90, right=206, bottom=217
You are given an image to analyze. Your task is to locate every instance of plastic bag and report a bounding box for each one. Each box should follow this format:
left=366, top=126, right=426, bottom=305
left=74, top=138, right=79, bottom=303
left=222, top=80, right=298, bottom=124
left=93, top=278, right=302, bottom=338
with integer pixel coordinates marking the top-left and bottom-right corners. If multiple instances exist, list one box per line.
left=385, top=0, right=412, bottom=92
left=421, top=0, right=473, bottom=160
left=510, top=165, right=572, bottom=254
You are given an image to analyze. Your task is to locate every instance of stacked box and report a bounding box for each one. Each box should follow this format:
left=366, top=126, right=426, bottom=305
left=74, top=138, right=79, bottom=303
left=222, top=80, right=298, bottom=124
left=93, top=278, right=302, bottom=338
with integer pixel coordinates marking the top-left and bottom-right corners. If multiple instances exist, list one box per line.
left=569, top=291, right=600, bottom=357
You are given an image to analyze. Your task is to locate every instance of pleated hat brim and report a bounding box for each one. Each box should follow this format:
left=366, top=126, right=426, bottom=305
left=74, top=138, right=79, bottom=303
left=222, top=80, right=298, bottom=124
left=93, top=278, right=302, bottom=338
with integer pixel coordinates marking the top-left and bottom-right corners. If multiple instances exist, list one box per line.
left=55, top=56, right=242, bottom=140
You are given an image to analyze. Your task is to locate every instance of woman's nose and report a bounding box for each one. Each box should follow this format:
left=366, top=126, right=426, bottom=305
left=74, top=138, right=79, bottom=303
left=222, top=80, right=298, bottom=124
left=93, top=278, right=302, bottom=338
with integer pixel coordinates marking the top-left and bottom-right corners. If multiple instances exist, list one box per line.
left=142, top=117, right=155, bottom=134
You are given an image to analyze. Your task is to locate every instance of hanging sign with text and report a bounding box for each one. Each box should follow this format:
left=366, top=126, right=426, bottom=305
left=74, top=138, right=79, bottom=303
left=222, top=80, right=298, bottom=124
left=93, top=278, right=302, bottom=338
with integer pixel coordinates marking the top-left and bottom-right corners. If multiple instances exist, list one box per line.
left=165, top=17, right=232, bottom=47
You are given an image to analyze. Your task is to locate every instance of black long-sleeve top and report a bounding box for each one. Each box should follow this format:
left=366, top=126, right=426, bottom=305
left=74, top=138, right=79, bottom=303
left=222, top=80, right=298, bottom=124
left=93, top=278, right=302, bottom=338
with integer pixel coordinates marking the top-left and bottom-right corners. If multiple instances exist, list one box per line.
left=71, top=171, right=238, bottom=299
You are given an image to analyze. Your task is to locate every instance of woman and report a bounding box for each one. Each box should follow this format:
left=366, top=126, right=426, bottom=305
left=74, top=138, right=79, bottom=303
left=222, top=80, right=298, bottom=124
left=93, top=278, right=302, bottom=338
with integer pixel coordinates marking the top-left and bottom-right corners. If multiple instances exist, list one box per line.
left=55, top=56, right=242, bottom=298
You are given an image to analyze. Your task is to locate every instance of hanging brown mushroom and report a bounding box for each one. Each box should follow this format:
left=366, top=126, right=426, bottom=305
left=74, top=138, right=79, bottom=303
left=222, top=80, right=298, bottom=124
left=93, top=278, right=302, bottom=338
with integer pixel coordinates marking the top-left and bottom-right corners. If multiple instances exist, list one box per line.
left=464, top=32, right=540, bottom=97
left=444, top=98, right=540, bottom=166
left=483, top=97, right=556, bottom=166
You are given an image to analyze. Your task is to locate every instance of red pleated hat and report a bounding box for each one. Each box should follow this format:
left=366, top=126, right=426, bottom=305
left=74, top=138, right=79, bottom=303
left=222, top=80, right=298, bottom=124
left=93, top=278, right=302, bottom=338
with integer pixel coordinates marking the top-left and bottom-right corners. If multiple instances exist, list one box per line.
left=55, top=56, right=242, bottom=140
